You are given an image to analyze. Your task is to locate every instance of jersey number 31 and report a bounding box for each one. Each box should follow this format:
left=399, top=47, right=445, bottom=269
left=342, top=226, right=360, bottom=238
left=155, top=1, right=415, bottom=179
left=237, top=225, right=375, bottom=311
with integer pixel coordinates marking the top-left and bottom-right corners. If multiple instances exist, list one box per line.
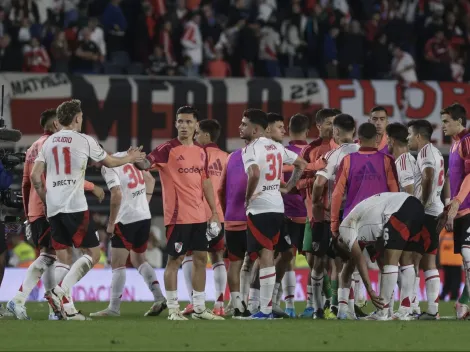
left=266, top=153, right=282, bottom=181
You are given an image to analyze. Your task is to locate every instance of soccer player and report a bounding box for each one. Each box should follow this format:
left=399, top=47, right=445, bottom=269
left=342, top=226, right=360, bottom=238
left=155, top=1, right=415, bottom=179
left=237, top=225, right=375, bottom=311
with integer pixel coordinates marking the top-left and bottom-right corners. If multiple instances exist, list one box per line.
left=385, top=122, right=423, bottom=319
left=8, top=108, right=105, bottom=320
left=298, top=108, right=338, bottom=318
left=281, top=113, right=310, bottom=318
left=330, top=122, right=399, bottom=238
left=134, top=106, right=223, bottom=321
left=386, top=123, right=420, bottom=194
left=438, top=103, right=470, bottom=320
left=312, top=113, right=358, bottom=319
left=369, top=106, right=390, bottom=154
left=89, top=153, right=167, bottom=318
left=407, top=119, right=444, bottom=320
left=334, top=192, right=425, bottom=320
left=240, top=109, right=306, bottom=319
left=31, top=99, right=145, bottom=320
left=181, top=119, right=228, bottom=316
left=218, top=144, right=250, bottom=318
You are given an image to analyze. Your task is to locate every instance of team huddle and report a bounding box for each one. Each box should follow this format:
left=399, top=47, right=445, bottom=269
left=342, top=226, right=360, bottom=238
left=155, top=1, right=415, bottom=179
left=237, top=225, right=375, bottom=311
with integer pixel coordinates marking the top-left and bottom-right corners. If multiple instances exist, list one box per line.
left=5, top=99, right=470, bottom=321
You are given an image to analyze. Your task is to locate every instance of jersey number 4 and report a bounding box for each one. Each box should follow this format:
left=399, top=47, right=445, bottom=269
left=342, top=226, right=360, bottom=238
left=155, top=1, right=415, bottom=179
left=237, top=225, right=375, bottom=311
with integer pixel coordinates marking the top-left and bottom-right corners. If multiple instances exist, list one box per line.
left=266, top=153, right=282, bottom=181
left=124, top=164, right=144, bottom=189
left=52, top=146, right=71, bottom=175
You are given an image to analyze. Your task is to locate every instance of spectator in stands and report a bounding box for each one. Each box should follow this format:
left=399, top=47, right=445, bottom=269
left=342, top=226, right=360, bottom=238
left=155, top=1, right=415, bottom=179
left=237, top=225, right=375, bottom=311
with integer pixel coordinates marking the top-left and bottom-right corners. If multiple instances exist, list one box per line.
left=73, top=27, right=102, bottom=73
left=258, top=0, right=276, bottom=22
left=0, top=7, right=11, bottom=38
left=146, top=45, right=167, bottom=76
left=338, top=20, right=365, bottom=79
left=258, top=22, right=281, bottom=77
left=23, top=36, right=50, bottom=72
left=101, top=0, right=127, bottom=56
left=0, top=34, right=22, bottom=71
left=201, top=3, right=222, bottom=61
left=206, top=49, right=231, bottom=77
left=324, top=26, right=339, bottom=78
left=367, top=33, right=391, bottom=79
left=280, top=2, right=307, bottom=68
left=424, top=29, right=452, bottom=81
left=63, top=0, right=79, bottom=28
left=364, top=12, right=382, bottom=43
left=181, top=12, right=203, bottom=76
left=450, top=50, right=464, bottom=82
left=159, top=20, right=175, bottom=66
left=17, top=16, right=30, bottom=47
left=9, top=0, right=39, bottom=27
left=50, top=30, right=71, bottom=73
left=237, top=18, right=260, bottom=77
left=78, top=17, right=106, bottom=59
left=133, top=0, right=157, bottom=63
left=175, top=0, right=188, bottom=21
left=391, top=44, right=417, bottom=83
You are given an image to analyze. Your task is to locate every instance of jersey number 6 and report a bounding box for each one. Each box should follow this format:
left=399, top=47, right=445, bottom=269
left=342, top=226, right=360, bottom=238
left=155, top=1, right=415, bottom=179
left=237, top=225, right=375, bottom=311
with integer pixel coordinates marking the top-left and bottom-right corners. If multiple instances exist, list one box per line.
left=265, top=153, right=282, bottom=181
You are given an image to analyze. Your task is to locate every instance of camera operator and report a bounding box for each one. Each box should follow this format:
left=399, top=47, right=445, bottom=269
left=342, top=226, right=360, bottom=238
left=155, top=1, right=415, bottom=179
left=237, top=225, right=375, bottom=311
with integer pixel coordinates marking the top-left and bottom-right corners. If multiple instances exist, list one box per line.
left=0, top=150, right=14, bottom=317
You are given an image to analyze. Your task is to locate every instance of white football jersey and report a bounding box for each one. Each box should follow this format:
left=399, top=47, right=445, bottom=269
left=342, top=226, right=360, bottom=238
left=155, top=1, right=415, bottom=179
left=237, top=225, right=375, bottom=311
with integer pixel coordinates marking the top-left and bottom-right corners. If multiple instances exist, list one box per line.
left=101, top=152, right=151, bottom=225
left=242, top=137, right=298, bottom=215
left=395, top=152, right=421, bottom=193
left=316, top=143, right=359, bottom=206
left=35, top=130, right=107, bottom=217
left=415, top=143, right=444, bottom=216
left=339, top=192, right=411, bottom=251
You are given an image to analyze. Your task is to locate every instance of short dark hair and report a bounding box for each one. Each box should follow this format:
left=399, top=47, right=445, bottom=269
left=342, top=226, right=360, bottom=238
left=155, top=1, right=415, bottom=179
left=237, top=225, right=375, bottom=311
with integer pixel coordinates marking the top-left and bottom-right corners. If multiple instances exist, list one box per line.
left=243, top=108, right=268, bottom=129
left=370, top=106, right=388, bottom=115
left=176, top=105, right=199, bottom=120
left=56, top=99, right=82, bottom=127
left=267, top=112, right=284, bottom=125
left=358, top=122, right=377, bottom=140
left=315, top=108, right=337, bottom=124
left=198, top=119, right=221, bottom=143
left=441, top=103, right=467, bottom=125
left=40, top=108, right=57, bottom=129
left=386, top=123, right=408, bottom=144
left=289, top=113, right=310, bottom=134
left=407, top=120, right=433, bottom=140
left=332, top=108, right=342, bottom=115
left=333, top=114, right=355, bottom=132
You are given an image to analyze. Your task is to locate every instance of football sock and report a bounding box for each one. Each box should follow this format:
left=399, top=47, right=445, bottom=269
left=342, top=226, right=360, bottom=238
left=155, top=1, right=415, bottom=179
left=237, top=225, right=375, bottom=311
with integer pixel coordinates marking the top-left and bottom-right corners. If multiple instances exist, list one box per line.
left=14, top=253, right=55, bottom=305
left=109, top=267, right=126, bottom=312
left=398, top=264, right=415, bottom=313
left=311, top=269, right=324, bottom=311
left=55, top=263, right=74, bottom=311
left=348, top=287, right=355, bottom=314
left=306, top=284, right=313, bottom=308
left=230, top=291, right=243, bottom=311
left=282, top=270, right=296, bottom=309
left=59, top=255, right=93, bottom=296
left=338, top=288, right=349, bottom=315
left=260, top=267, right=276, bottom=314
left=138, top=262, right=164, bottom=302
left=323, top=274, right=332, bottom=300
left=182, top=256, right=193, bottom=304
left=42, top=262, right=56, bottom=292
left=331, top=280, right=338, bottom=306
left=462, top=247, right=470, bottom=302
left=381, top=265, right=399, bottom=312
left=424, top=269, right=440, bottom=315
left=272, top=282, right=281, bottom=306
left=192, top=290, right=206, bottom=314
left=276, top=284, right=283, bottom=307
left=212, top=261, right=227, bottom=309
left=240, top=265, right=252, bottom=305
left=352, top=271, right=363, bottom=303
left=248, top=288, right=260, bottom=312
left=412, top=276, right=420, bottom=310
left=166, top=290, right=179, bottom=310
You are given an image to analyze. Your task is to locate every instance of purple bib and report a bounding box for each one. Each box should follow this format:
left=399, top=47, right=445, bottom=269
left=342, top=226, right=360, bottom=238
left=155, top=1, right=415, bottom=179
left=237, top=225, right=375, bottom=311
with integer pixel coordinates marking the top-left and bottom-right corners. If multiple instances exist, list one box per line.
left=283, top=144, right=307, bottom=218
left=449, top=134, right=470, bottom=211
left=225, top=149, right=247, bottom=222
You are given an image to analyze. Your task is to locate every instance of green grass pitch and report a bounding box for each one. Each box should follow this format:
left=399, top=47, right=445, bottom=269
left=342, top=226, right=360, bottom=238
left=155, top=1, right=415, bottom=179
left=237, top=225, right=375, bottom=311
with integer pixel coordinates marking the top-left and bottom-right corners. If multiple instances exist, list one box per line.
left=0, top=301, right=468, bottom=351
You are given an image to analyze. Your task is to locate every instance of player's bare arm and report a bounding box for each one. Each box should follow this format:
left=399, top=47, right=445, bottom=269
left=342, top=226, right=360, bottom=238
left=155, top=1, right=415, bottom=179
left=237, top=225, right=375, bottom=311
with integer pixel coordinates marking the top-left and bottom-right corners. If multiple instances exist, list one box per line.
left=403, top=184, right=414, bottom=195
left=443, top=169, right=450, bottom=204
left=283, top=156, right=307, bottom=193
left=142, top=171, right=155, bottom=203
left=245, top=164, right=261, bottom=209
left=350, top=240, right=383, bottom=309
left=421, top=167, right=435, bottom=206
left=203, top=178, right=220, bottom=226
left=31, top=161, right=46, bottom=204
left=91, top=184, right=105, bottom=203
left=102, top=147, right=145, bottom=168
left=107, top=186, right=122, bottom=234
left=134, top=157, right=152, bottom=170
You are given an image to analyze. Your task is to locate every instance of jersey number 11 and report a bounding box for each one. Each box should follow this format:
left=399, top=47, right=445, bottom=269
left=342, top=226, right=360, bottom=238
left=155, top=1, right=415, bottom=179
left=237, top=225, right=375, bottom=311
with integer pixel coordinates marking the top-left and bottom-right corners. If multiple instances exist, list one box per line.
left=52, top=146, right=71, bottom=175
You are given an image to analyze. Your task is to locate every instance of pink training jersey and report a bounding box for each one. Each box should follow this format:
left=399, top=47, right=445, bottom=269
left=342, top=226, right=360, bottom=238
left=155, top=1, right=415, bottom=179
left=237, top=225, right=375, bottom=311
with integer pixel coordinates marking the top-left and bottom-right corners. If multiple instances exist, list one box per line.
left=283, top=140, right=308, bottom=223
left=203, top=143, right=228, bottom=223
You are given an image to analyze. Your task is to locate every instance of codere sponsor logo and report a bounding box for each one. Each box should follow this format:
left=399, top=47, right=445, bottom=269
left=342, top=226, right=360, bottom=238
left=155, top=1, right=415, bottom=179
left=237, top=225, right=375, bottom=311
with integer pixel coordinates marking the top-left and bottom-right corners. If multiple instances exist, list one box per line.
left=178, top=166, right=203, bottom=174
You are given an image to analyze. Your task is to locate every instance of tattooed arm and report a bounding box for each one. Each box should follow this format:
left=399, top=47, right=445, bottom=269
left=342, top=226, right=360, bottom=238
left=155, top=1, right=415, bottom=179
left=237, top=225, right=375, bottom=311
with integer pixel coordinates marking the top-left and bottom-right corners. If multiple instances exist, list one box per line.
left=31, top=161, right=46, bottom=204
left=283, top=156, right=307, bottom=193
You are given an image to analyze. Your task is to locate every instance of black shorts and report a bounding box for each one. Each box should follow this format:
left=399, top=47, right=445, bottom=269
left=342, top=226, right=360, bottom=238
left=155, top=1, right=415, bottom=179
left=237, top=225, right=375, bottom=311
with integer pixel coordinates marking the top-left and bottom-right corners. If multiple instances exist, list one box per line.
left=165, top=222, right=207, bottom=257
left=384, top=197, right=425, bottom=253
left=112, top=219, right=151, bottom=253
left=208, top=224, right=225, bottom=253
left=49, top=210, right=99, bottom=250
left=0, top=223, right=5, bottom=255
left=277, top=218, right=305, bottom=253
left=247, top=212, right=284, bottom=257
left=30, top=217, right=52, bottom=249
left=225, top=229, right=247, bottom=261
left=420, top=214, right=439, bottom=255
left=453, top=214, right=470, bottom=254
left=312, top=221, right=331, bottom=257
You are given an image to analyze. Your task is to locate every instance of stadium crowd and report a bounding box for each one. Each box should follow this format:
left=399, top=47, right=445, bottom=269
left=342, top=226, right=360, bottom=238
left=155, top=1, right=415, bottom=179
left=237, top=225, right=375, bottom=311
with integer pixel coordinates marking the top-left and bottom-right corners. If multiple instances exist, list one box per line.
left=0, top=0, right=466, bottom=80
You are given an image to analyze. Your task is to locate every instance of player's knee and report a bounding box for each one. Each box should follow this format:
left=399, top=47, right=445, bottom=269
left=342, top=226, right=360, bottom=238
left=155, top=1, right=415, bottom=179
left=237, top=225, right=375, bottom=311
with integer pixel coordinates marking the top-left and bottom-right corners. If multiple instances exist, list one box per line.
left=192, top=252, right=207, bottom=268
left=130, top=252, right=146, bottom=268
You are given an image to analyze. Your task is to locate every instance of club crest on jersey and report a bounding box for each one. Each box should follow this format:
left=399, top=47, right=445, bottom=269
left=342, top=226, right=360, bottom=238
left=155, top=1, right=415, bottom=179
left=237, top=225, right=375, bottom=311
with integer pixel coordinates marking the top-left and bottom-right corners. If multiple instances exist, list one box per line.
left=174, top=242, right=183, bottom=253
